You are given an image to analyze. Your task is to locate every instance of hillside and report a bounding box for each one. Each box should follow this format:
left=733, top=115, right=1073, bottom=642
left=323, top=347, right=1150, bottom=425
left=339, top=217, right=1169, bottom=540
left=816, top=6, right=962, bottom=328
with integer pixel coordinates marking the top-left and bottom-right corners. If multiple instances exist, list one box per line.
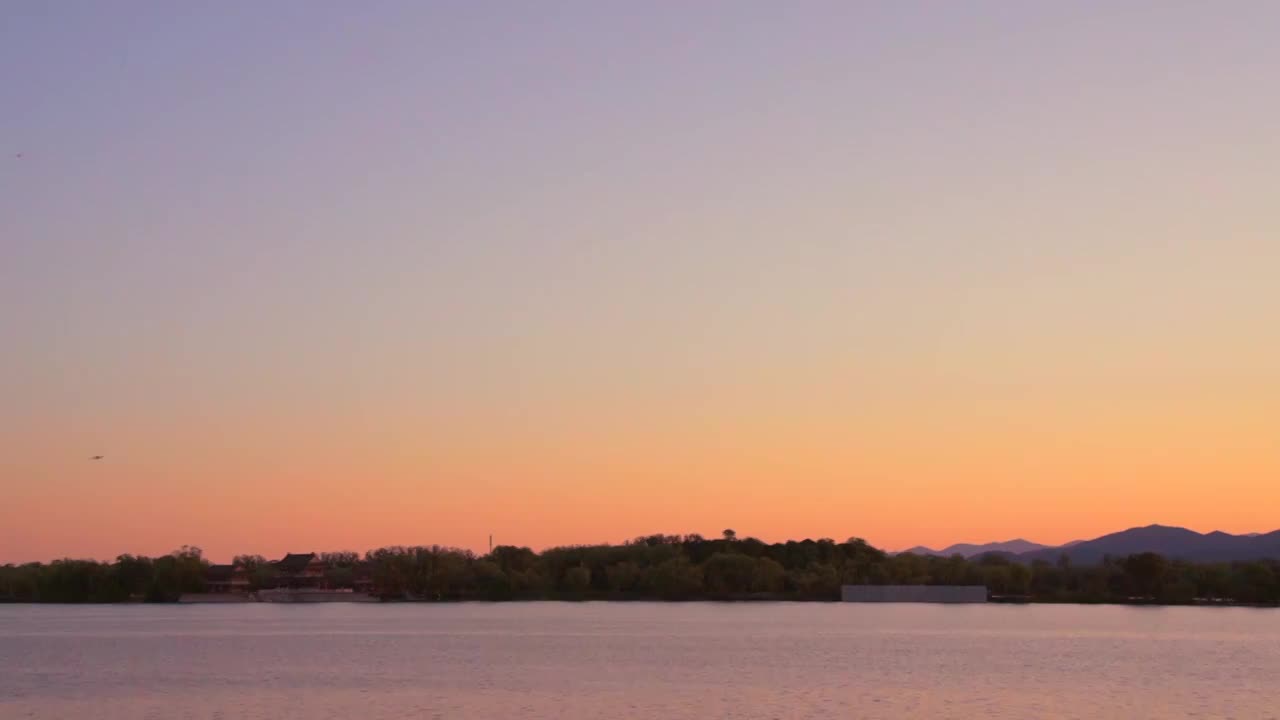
left=902, top=539, right=1051, bottom=558
left=900, top=527, right=1280, bottom=564
left=1019, top=525, right=1280, bottom=564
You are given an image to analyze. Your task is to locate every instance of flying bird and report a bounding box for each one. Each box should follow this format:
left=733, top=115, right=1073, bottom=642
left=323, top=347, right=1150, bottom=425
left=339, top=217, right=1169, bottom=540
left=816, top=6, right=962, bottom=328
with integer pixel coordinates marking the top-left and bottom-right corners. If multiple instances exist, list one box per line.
left=90, top=455, right=104, bottom=460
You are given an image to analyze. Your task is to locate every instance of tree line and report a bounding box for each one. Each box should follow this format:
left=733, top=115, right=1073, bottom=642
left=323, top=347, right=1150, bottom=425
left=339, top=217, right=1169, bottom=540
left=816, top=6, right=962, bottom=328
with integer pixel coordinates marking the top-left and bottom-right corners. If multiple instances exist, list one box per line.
left=2, top=531, right=1278, bottom=604
left=0, top=546, right=208, bottom=603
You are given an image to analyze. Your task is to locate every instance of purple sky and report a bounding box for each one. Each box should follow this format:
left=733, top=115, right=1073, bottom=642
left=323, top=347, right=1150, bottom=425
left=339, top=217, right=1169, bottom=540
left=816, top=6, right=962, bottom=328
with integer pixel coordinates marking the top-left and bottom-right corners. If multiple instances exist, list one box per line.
left=3, top=2, right=1279, bottom=561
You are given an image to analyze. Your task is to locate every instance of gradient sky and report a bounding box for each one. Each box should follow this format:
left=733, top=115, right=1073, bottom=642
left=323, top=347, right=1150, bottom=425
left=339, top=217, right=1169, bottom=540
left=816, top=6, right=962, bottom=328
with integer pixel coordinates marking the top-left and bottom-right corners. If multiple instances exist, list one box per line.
left=3, top=2, right=1278, bottom=563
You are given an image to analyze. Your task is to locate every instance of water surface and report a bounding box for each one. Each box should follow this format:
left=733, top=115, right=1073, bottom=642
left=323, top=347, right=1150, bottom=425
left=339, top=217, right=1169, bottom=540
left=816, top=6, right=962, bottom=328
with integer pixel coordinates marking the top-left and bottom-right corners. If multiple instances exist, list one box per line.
left=1, top=603, right=1275, bottom=719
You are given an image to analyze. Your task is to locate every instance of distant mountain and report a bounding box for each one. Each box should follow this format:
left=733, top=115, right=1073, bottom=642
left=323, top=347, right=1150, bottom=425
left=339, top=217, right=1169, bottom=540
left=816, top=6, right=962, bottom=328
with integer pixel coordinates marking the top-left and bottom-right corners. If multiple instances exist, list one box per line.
left=902, top=539, right=1051, bottom=558
left=897, top=527, right=1280, bottom=564
left=1019, top=525, right=1280, bottom=564
left=899, top=546, right=936, bottom=556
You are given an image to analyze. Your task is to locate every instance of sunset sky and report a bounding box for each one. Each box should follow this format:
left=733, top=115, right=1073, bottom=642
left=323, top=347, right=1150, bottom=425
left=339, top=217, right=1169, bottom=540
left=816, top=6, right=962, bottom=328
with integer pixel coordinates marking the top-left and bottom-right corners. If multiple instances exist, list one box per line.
left=3, top=3, right=1278, bottom=563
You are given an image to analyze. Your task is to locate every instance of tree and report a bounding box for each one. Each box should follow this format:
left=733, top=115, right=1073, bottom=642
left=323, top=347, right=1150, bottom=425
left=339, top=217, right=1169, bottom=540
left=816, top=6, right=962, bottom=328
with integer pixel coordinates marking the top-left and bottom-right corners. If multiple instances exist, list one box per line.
left=148, top=546, right=207, bottom=601
left=606, top=562, right=641, bottom=595
left=1123, top=553, right=1167, bottom=599
left=422, top=547, right=474, bottom=600
left=114, top=555, right=154, bottom=598
left=8, top=532, right=1280, bottom=607
left=324, top=566, right=354, bottom=589
left=887, top=553, right=930, bottom=585
left=704, top=553, right=756, bottom=595
left=981, top=565, right=1012, bottom=595
left=752, top=557, right=786, bottom=593
left=319, top=551, right=359, bottom=567
left=490, top=546, right=539, bottom=574
left=1231, top=562, right=1279, bottom=604
left=233, top=554, right=267, bottom=569
left=471, top=560, right=511, bottom=600
left=641, top=556, right=704, bottom=600
left=564, top=566, right=591, bottom=597
left=787, top=563, right=839, bottom=599
left=1007, top=563, right=1031, bottom=595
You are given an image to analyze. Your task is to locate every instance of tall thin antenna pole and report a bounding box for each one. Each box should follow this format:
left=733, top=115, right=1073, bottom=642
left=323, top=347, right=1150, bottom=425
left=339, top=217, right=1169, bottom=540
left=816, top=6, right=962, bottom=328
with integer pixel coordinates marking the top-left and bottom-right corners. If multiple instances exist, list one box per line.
left=489, top=534, right=493, bottom=554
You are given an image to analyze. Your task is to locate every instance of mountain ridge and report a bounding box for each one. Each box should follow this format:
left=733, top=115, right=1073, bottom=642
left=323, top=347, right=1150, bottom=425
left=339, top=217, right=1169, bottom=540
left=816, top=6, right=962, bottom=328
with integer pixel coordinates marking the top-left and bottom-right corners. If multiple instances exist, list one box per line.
left=900, top=538, right=1050, bottom=558
left=900, top=525, right=1280, bottom=563
left=1018, top=525, right=1280, bottom=564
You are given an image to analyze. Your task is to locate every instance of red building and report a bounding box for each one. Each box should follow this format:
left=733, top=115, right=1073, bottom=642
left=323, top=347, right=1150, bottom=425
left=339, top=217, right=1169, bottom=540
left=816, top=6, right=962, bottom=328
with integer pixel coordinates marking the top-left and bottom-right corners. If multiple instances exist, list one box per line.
left=273, top=553, right=326, bottom=588
left=203, top=552, right=373, bottom=594
left=204, top=564, right=251, bottom=594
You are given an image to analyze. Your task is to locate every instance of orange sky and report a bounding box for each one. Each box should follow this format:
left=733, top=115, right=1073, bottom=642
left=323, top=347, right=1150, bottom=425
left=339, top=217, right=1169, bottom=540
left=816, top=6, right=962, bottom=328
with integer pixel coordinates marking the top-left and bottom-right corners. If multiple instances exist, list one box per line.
left=5, top=350, right=1276, bottom=562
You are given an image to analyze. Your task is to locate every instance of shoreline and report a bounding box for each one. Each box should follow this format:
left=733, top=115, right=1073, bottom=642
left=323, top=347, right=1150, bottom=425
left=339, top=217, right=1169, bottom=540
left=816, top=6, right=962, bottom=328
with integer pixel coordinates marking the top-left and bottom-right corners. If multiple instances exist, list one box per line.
left=4, top=597, right=1277, bottom=608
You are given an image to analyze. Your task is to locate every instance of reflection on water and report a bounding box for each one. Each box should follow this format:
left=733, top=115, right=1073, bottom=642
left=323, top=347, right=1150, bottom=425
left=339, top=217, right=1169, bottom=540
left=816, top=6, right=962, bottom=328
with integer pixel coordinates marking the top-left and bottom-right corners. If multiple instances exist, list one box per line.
left=2, top=602, right=1276, bottom=719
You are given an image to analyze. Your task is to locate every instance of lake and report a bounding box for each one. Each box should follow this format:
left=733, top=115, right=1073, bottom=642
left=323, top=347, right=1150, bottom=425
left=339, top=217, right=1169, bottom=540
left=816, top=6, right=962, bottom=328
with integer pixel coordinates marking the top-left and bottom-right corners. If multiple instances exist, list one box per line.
left=1, top=603, right=1276, bottom=719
